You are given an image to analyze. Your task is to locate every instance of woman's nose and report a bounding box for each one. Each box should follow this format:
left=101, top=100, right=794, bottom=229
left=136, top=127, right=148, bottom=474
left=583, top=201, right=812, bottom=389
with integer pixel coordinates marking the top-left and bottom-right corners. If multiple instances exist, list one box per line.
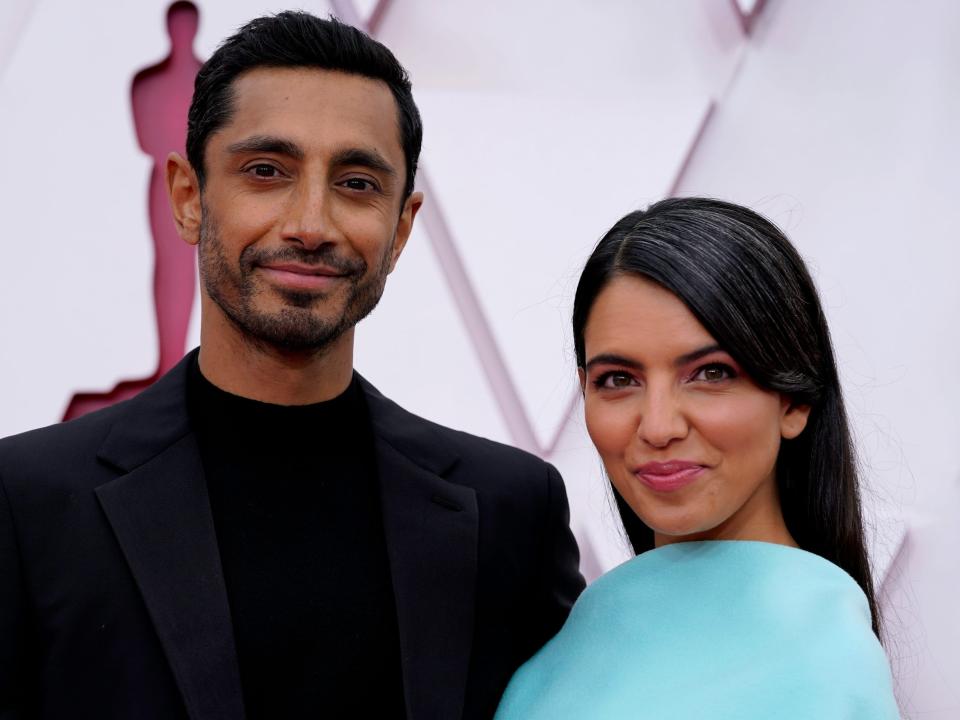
left=636, top=387, right=688, bottom=449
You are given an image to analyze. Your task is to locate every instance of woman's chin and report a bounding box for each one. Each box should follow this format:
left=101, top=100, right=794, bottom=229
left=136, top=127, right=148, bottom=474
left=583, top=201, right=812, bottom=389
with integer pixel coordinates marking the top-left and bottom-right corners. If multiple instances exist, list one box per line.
left=639, top=513, right=717, bottom=545
left=642, top=515, right=719, bottom=546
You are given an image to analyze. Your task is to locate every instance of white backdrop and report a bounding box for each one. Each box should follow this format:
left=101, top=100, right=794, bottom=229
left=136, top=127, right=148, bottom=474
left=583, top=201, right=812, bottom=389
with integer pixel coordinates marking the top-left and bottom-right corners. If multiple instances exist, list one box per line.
left=0, top=0, right=956, bottom=715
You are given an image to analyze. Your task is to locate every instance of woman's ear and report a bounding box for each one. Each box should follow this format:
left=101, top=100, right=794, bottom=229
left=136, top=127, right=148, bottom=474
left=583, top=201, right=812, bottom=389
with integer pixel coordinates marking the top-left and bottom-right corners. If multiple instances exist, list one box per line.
left=780, top=397, right=811, bottom=440
left=578, top=368, right=587, bottom=394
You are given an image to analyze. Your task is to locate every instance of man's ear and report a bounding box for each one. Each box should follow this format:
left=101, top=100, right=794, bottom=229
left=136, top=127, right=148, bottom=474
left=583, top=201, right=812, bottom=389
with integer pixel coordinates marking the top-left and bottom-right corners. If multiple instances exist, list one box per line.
left=780, top=397, right=812, bottom=440
left=389, top=191, right=424, bottom=272
left=166, top=152, right=202, bottom=246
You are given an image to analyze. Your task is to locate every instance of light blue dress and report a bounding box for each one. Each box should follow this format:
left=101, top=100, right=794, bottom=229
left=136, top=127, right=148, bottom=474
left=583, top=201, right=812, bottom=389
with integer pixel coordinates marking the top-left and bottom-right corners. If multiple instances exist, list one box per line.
left=495, top=541, right=899, bottom=719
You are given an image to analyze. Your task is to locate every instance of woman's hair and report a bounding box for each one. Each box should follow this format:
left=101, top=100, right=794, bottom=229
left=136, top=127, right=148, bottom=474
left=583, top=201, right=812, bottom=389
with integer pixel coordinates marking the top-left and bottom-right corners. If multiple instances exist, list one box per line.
left=572, top=197, right=880, bottom=635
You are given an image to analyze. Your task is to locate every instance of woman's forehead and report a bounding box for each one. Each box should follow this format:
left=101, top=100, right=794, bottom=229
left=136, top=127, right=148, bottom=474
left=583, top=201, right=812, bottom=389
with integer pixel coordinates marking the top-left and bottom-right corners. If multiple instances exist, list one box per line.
left=584, top=275, right=717, bottom=355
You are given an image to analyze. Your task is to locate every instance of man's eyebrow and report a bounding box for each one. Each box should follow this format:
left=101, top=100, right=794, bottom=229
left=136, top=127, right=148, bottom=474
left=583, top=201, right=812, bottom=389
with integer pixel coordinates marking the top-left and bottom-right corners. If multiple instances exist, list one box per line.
left=226, top=135, right=304, bottom=160
left=331, top=148, right=397, bottom=178
left=584, top=345, right=723, bottom=371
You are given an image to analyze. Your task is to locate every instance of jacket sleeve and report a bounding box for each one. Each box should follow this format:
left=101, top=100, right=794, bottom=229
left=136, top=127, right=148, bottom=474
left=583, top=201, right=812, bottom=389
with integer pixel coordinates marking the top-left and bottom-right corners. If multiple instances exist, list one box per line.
left=532, top=464, right=585, bottom=649
left=0, top=472, right=34, bottom=719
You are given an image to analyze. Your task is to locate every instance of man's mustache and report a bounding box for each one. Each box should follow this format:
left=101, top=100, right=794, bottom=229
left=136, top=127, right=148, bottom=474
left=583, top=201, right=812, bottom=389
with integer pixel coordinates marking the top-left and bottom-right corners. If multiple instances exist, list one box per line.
left=241, top=246, right=367, bottom=276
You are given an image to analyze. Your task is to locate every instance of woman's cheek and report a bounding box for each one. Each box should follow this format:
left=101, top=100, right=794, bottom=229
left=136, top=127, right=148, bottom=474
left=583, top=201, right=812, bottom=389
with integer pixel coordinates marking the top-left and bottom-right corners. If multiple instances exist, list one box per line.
left=691, top=391, right=780, bottom=452
left=585, top=399, right=636, bottom=457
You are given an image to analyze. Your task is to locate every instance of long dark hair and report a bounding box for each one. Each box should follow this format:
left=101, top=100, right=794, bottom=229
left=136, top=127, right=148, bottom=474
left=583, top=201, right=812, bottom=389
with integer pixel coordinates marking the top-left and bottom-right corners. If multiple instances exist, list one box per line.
left=572, top=197, right=880, bottom=636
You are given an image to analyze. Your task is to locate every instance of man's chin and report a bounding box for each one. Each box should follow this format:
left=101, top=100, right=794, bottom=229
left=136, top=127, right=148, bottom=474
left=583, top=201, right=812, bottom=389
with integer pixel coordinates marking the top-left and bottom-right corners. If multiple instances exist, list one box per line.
left=243, top=312, right=346, bottom=353
left=272, top=288, right=332, bottom=310
left=208, top=273, right=384, bottom=352
left=211, top=294, right=345, bottom=352
left=249, top=277, right=335, bottom=305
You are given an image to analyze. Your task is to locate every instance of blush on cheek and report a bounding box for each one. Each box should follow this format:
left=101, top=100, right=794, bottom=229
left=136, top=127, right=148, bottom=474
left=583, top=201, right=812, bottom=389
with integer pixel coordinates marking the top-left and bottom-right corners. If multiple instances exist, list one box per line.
left=587, top=398, right=638, bottom=437
left=584, top=405, right=613, bottom=453
left=696, top=394, right=781, bottom=452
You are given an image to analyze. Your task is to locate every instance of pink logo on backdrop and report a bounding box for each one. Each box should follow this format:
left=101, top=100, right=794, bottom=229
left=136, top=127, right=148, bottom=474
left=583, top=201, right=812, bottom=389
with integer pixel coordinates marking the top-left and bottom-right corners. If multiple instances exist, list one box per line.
left=63, top=1, right=201, bottom=421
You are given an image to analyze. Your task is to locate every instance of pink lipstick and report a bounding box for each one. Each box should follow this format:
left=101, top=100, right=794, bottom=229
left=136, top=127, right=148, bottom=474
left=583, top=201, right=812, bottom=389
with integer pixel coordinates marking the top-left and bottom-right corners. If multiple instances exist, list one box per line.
left=634, top=461, right=705, bottom=493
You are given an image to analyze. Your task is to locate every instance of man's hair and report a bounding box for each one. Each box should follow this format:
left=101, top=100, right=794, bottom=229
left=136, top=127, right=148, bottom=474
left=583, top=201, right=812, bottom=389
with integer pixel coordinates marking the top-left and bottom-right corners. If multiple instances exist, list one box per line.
left=186, top=11, right=422, bottom=199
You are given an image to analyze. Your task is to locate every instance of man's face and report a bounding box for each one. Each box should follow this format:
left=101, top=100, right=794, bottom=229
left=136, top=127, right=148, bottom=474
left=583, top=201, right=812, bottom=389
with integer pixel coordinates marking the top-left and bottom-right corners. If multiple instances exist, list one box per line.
left=193, top=67, right=419, bottom=352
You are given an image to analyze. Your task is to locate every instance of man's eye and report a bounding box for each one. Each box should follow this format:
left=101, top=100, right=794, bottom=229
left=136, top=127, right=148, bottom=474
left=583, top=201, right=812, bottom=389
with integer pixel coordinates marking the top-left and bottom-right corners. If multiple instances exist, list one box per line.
left=248, top=164, right=279, bottom=178
left=342, top=177, right=377, bottom=191
left=692, top=363, right=735, bottom=383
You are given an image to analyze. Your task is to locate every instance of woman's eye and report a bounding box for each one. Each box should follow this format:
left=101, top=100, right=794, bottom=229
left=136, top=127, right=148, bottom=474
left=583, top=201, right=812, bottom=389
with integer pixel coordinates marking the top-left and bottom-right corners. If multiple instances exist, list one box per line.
left=692, top=363, right=735, bottom=383
left=595, top=372, right=635, bottom=389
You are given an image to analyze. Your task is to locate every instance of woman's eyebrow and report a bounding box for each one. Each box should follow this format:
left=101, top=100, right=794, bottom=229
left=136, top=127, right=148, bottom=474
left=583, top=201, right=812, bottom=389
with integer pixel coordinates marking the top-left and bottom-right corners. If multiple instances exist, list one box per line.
left=585, top=345, right=724, bottom=371
left=584, top=353, right=643, bottom=371
left=674, top=344, right=723, bottom=367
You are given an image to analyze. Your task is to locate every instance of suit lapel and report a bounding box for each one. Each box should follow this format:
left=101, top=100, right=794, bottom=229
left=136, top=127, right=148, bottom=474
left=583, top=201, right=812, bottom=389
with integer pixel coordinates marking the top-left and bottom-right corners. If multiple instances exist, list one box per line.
left=95, top=352, right=245, bottom=720
left=92, top=360, right=478, bottom=720
left=362, top=379, right=478, bottom=720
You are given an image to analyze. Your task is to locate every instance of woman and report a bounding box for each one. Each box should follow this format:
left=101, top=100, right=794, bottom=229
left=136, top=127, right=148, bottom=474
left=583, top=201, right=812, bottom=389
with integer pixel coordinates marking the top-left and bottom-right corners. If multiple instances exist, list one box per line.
left=495, top=198, right=899, bottom=718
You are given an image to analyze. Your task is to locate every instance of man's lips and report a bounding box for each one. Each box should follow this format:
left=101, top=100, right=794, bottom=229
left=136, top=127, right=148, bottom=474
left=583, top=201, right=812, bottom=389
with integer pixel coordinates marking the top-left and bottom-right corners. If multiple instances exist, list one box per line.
left=633, top=460, right=706, bottom=492
left=257, top=263, right=349, bottom=291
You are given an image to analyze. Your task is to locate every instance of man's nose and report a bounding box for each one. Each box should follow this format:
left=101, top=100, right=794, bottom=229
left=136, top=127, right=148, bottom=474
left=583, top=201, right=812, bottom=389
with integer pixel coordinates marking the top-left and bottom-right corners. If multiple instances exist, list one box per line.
left=637, top=385, right=688, bottom=449
left=279, top=181, right=343, bottom=250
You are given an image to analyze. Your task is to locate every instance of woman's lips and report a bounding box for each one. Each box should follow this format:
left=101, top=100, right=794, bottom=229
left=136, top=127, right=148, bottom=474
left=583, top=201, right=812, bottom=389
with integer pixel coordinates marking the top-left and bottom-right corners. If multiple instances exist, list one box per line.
left=634, top=461, right=706, bottom=492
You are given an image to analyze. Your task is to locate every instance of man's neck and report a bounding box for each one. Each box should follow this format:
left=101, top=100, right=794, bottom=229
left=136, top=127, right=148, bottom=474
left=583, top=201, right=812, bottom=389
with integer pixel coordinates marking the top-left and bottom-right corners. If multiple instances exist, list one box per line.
left=197, top=310, right=355, bottom=406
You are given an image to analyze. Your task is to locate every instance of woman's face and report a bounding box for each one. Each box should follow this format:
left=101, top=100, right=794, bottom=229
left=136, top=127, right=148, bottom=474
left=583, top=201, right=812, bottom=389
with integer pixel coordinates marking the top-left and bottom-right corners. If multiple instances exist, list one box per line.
left=580, top=274, right=809, bottom=547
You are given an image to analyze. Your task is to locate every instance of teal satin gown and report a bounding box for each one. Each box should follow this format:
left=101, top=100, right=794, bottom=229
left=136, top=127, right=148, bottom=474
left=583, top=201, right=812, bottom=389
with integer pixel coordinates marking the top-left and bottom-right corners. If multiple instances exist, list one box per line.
left=495, top=541, right=899, bottom=719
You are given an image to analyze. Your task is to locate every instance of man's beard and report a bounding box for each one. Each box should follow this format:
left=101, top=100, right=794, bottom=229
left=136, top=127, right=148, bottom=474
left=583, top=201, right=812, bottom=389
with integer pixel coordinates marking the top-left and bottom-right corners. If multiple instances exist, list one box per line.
left=198, top=214, right=393, bottom=353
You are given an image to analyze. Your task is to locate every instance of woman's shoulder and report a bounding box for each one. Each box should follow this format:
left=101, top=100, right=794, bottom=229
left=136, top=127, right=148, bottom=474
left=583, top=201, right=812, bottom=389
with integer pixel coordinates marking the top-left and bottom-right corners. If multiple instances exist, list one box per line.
left=581, top=540, right=887, bottom=671
left=496, top=541, right=900, bottom=719
left=582, top=540, right=871, bottom=617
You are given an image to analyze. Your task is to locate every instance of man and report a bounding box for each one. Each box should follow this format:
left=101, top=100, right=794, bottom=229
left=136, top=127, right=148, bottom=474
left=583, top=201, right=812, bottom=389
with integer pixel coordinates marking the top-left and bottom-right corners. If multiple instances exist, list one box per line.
left=0, top=12, right=584, bottom=720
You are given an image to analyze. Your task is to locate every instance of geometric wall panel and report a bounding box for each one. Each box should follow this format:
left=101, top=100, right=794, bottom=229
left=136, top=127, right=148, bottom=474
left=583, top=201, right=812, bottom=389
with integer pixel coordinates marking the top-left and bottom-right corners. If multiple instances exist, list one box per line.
left=3, top=1, right=958, bottom=715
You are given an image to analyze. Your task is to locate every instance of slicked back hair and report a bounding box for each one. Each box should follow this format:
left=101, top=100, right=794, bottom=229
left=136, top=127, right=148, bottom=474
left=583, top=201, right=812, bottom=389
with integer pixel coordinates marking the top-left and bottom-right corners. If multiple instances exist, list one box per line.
left=572, top=197, right=880, bottom=637
left=186, top=11, right=422, bottom=200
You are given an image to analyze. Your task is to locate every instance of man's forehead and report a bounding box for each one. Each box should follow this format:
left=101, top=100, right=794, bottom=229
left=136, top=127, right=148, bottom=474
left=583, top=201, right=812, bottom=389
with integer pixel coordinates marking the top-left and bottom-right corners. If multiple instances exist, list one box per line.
left=229, top=67, right=396, bottom=127
left=233, top=65, right=392, bottom=98
left=212, top=66, right=404, bottom=159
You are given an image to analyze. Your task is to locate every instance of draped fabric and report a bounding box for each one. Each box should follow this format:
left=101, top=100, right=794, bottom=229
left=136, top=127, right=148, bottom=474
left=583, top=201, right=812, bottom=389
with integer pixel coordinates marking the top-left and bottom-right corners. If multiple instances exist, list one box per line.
left=496, top=541, right=899, bottom=719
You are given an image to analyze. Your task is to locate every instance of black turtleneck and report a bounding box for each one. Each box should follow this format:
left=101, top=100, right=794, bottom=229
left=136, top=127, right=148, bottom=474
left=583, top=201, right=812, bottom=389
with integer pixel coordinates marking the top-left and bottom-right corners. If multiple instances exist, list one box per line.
left=187, top=358, right=406, bottom=718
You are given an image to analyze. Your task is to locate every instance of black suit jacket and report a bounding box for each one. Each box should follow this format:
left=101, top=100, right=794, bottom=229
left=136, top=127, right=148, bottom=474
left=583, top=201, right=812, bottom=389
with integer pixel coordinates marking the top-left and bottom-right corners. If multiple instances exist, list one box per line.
left=0, top=352, right=584, bottom=720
